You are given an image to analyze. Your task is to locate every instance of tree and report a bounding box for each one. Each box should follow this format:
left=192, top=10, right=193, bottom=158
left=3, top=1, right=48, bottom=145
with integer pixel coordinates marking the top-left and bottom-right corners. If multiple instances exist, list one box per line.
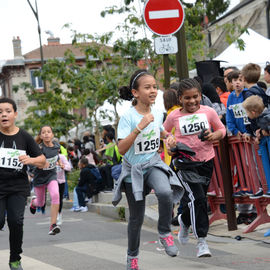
left=101, top=0, right=245, bottom=70
left=13, top=30, right=140, bottom=140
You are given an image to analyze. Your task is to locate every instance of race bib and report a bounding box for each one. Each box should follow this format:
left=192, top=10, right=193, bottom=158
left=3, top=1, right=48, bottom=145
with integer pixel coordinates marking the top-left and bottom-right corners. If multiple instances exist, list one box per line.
left=229, top=103, right=250, bottom=125
left=134, top=127, right=160, bottom=155
left=43, top=155, right=58, bottom=170
left=179, top=113, right=209, bottom=135
left=0, top=148, right=26, bottom=170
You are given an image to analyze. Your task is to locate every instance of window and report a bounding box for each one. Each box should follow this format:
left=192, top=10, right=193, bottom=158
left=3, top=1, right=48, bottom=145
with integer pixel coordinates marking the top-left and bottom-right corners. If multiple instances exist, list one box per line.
left=30, top=69, right=43, bottom=89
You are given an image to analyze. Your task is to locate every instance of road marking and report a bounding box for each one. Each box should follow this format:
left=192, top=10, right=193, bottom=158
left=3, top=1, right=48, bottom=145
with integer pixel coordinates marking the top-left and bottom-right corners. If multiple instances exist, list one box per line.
left=0, top=250, right=62, bottom=270
left=36, top=217, right=82, bottom=225
left=149, top=9, right=179, bottom=19
left=56, top=241, right=233, bottom=269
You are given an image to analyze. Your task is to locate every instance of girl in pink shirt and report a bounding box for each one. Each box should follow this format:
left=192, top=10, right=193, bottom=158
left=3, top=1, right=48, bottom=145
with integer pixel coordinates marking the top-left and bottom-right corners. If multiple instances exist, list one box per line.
left=56, top=153, right=71, bottom=225
left=164, top=78, right=226, bottom=258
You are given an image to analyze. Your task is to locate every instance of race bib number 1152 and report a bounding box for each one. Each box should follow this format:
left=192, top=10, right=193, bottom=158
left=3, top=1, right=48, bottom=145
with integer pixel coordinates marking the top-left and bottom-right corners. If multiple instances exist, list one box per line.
left=0, top=148, right=26, bottom=170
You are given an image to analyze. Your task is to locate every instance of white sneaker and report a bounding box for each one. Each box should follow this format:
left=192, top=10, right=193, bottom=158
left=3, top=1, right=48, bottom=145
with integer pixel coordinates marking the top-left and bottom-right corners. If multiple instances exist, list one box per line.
left=178, top=215, right=189, bottom=245
left=79, top=206, right=88, bottom=212
left=56, top=213, right=62, bottom=226
left=196, top=238, right=212, bottom=258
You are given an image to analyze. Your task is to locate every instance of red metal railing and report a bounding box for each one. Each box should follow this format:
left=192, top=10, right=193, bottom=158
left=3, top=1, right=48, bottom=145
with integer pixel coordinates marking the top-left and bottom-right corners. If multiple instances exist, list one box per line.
left=208, top=136, right=270, bottom=233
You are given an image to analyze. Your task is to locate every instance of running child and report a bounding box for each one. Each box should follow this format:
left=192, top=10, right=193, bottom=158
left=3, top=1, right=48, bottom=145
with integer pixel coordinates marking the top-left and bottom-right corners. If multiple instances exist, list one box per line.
left=0, top=97, right=46, bottom=270
left=112, top=69, right=183, bottom=270
left=30, top=125, right=61, bottom=235
left=164, top=78, right=226, bottom=258
left=56, top=151, right=71, bottom=225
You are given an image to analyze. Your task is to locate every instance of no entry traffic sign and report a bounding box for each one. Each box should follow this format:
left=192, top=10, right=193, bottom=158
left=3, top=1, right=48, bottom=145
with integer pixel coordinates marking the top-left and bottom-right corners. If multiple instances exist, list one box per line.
left=143, top=0, right=185, bottom=36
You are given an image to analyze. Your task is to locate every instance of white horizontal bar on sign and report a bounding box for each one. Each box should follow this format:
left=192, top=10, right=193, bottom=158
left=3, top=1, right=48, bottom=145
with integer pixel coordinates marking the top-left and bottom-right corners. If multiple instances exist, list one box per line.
left=149, top=9, right=179, bottom=19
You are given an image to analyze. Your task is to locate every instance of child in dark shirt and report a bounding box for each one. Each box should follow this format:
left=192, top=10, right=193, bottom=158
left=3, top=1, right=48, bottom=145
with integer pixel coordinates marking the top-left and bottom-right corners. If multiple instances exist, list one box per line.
left=0, top=98, right=46, bottom=270
left=30, top=125, right=61, bottom=235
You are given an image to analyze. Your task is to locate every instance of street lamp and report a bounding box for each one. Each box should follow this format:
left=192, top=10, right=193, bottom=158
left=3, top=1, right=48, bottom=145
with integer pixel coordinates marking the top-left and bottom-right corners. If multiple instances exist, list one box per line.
left=26, top=0, right=46, bottom=91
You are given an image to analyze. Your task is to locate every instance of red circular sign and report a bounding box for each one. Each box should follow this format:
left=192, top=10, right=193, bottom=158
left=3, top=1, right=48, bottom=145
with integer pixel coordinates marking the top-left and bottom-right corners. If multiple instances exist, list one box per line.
left=143, top=0, right=185, bottom=36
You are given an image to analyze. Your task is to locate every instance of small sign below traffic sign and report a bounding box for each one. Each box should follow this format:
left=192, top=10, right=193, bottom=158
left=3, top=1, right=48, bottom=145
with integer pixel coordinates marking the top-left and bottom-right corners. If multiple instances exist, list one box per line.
left=154, top=36, right=178, bottom=55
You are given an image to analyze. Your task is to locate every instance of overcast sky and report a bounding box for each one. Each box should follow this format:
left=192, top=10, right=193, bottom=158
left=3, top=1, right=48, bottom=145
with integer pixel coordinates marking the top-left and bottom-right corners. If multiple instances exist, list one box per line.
left=0, top=0, right=239, bottom=61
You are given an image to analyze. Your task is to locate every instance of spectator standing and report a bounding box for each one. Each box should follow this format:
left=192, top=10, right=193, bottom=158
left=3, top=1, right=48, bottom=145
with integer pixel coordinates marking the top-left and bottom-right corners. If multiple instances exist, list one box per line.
left=211, top=76, right=230, bottom=107
left=241, top=63, right=270, bottom=198
left=243, top=95, right=270, bottom=198
left=264, top=64, right=270, bottom=96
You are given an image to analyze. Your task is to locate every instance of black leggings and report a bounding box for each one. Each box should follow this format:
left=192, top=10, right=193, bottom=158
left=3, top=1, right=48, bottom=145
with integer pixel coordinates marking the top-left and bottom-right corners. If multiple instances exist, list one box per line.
left=58, top=183, right=65, bottom=213
left=0, top=193, right=26, bottom=262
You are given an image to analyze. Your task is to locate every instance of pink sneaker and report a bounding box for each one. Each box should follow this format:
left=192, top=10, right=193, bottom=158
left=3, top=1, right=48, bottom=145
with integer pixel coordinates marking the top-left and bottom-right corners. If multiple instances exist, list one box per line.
left=127, top=256, right=138, bottom=270
left=159, top=234, right=179, bottom=257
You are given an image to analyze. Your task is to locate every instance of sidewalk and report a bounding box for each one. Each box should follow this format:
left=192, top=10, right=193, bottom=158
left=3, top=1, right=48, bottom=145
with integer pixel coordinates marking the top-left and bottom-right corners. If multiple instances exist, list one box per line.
left=62, top=191, right=270, bottom=244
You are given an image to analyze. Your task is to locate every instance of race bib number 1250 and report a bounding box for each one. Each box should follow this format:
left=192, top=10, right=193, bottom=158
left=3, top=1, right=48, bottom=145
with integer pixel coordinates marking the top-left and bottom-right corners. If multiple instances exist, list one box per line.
left=0, top=148, right=26, bottom=170
left=179, top=113, right=209, bottom=136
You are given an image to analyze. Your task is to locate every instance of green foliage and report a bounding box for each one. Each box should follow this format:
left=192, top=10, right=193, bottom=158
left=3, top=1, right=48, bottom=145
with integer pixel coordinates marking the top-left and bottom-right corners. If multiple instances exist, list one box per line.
left=67, top=169, right=80, bottom=192
left=118, top=206, right=126, bottom=220
left=220, top=24, right=248, bottom=50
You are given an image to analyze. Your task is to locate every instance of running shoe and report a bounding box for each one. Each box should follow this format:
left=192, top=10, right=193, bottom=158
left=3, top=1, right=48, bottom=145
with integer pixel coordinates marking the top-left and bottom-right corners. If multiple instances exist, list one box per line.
left=9, top=260, right=23, bottom=270
left=48, top=224, right=61, bottom=235
left=178, top=214, right=189, bottom=245
left=75, top=206, right=88, bottom=212
left=126, top=256, right=138, bottom=270
left=263, top=192, right=270, bottom=198
left=232, top=190, right=246, bottom=198
left=249, top=188, right=263, bottom=199
left=29, top=196, right=36, bottom=215
left=196, top=238, right=212, bottom=258
left=159, top=234, right=179, bottom=257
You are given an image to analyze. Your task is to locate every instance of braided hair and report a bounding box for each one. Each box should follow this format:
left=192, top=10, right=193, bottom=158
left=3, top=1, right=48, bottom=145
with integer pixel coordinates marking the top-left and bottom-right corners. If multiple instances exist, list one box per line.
left=177, top=78, right=201, bottom=98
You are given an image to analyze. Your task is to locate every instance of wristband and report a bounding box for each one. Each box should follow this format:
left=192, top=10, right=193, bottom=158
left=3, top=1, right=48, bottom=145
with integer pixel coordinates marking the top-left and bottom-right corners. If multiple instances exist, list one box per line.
left=136, top=124, right=142, bottom=133
left=164, top=133, right=174, bottom=139
left=133, top=129, right=140, bottom=135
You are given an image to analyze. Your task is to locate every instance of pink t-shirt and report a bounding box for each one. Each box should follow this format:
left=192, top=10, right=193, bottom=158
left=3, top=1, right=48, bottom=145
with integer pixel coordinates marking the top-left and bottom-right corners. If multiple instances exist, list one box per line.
left=163, top=105, right=226, bottom=162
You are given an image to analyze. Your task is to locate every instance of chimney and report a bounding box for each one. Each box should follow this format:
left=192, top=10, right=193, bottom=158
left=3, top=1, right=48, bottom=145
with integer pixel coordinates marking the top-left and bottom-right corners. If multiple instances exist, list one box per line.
left=12, top=36, right=22, bottom=58
left=47, top=37, right=60, bottom=45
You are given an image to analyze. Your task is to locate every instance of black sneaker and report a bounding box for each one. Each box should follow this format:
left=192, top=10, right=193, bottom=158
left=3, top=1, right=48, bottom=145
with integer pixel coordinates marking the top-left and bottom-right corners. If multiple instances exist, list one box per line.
left=245, top=213, right=257, bottom=224
left=29, top=196, right=36, bottom=214
left=249, top=188, right=263, bottom=199
left=237, top=213, right=249, bottom=224
left=48, top=224, right=61, bottom=235
left=232, top=190, right=246, bottom=198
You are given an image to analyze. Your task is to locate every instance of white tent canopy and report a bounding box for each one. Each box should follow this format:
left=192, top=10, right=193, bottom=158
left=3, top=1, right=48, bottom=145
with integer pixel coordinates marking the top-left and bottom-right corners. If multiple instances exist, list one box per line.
left=214, top=28, right=270, bottom=70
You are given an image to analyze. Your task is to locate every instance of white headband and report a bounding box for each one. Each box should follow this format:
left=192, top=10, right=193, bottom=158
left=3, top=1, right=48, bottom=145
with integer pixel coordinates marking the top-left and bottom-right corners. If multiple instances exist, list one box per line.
left=131, top=71, right=147, bottom=90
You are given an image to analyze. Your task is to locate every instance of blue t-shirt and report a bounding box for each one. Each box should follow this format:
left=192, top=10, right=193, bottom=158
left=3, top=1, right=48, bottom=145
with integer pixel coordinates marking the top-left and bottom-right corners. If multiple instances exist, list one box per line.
left=118, top=106, right=164, bottom=165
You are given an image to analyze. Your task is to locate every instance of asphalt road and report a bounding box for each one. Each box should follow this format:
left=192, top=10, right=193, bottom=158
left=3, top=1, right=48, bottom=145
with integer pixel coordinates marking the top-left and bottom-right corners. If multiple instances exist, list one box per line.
left=1, top=207, right=270, bottom=270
